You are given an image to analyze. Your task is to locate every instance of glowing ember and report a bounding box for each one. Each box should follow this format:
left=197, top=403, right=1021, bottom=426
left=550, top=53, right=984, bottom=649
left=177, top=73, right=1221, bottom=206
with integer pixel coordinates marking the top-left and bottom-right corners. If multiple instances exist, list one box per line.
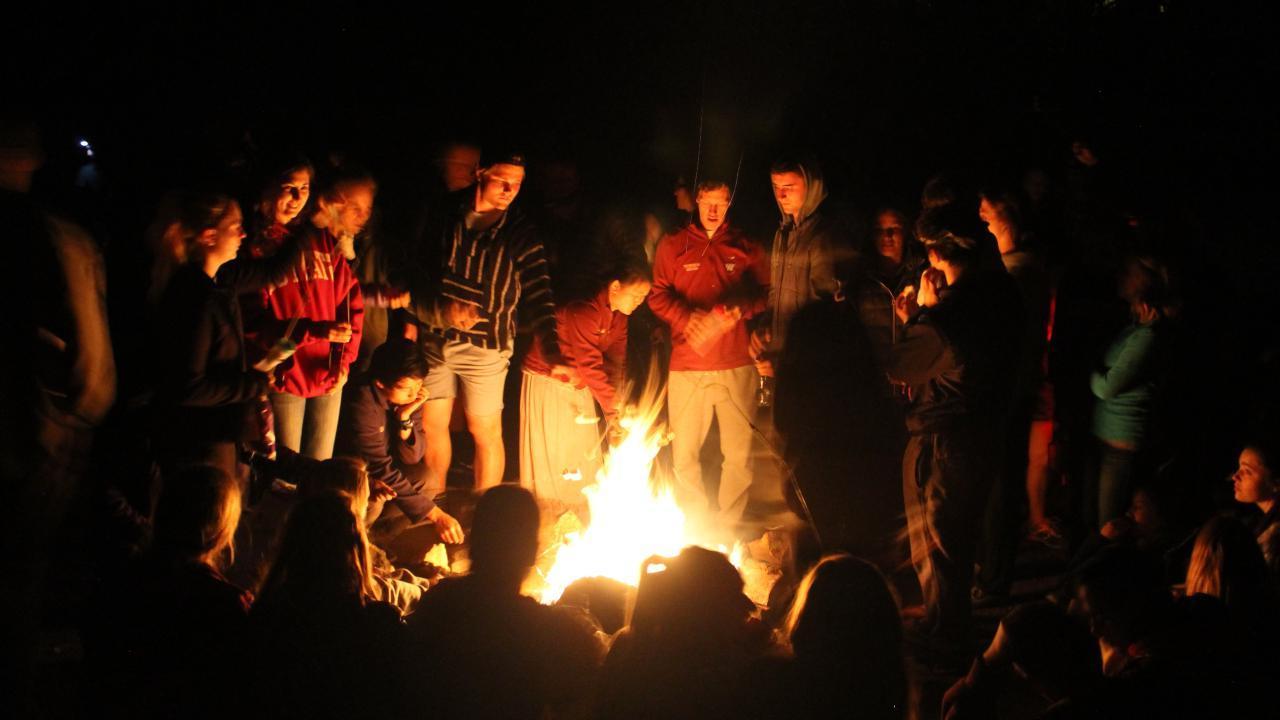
left=532, top=366, right=779, bottom=607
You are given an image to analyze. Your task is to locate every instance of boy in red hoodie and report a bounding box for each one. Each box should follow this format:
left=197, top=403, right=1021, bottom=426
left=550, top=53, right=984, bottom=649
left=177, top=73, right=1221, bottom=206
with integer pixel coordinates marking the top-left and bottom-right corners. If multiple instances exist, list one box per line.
left=648, top=180, right=768, bottom=529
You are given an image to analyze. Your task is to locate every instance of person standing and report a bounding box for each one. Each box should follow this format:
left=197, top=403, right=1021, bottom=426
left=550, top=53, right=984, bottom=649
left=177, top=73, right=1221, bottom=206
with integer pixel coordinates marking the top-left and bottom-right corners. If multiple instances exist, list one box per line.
left=751, top=156, right=846, bottom=389
left=406, top=150, right=574, bottom=492
left=520, top=261, right=651, bottom=511
left=649, top=180, right=768, bottom=529
left=886, top=207, right=1022, bottom=665
left=256, top=170, right=370, bottom=460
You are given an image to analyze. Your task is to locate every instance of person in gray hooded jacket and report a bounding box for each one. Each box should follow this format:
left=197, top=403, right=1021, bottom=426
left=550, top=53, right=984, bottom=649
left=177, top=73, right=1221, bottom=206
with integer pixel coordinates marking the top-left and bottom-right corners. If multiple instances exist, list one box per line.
left=750, top=156, right=850, bottom=382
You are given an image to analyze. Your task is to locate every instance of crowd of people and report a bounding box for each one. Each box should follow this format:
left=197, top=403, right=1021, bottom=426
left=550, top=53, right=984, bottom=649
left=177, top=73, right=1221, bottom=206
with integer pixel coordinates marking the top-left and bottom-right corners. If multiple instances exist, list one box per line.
left=5, top=108, right=1278, bottom=719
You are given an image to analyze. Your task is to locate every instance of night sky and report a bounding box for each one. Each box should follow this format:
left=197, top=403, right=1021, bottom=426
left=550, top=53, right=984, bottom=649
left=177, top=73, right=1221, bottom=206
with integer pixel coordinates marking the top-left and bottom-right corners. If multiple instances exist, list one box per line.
left=4, top=1, right=1273, bottom=258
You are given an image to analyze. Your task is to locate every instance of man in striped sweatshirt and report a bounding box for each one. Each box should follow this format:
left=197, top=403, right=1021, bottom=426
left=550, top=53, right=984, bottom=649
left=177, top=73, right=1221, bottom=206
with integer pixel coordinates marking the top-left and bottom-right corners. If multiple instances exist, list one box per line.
left=406, top=150, right=574, bottom=491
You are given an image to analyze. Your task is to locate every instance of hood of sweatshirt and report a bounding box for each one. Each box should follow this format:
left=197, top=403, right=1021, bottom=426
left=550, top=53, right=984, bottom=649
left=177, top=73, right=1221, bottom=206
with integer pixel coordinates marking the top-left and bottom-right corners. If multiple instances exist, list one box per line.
left=776, top=161, right=828, bottom=229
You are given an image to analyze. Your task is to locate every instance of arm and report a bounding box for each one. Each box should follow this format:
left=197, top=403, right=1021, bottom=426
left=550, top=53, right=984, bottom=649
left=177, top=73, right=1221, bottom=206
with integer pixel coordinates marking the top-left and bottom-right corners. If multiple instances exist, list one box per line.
left=562, top=305, right=620, bottom=418
left=49, top=218, right=116, bottom=425
left=732, top=240, right=771, bottom=320
left=883, top=316, right=950, bottom=386
left=171, top=294, right=269, bottom=407
left=391, top=404, right=427, bottom=467
left=646, top=238, right=694, bottom=333
left=336, top=266, right=365, bottom=372
left=808, top=227, right=841, bottom=300
left=216, top=236, right=304, bottom=292
left=342, top=392, right=434, bottom=521
left=515, top=236, right=562, bottom=361
left=1090, top=326, right=1156, bottom=400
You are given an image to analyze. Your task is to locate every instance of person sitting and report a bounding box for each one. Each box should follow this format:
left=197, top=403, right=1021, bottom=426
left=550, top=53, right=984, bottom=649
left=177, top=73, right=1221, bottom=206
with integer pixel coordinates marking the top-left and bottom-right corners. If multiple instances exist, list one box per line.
left=1065, top=545, right=1230, bottom=717
left=335, top=338, right=463, bottom=549
left=299, top=457, right=436, bottom=616
left=87, top=465, right=249, bottom=718
left=749, top=554, right=909, bottom=720
left=245, top=494, right=406, bottom=717
left=405, top=485, right=604, bottom=719
left=598, top=546, right=771, bottom=720
left=1181, top=514, right=1278, bottom=704
left=1230, top=441, right=1280, bottom=582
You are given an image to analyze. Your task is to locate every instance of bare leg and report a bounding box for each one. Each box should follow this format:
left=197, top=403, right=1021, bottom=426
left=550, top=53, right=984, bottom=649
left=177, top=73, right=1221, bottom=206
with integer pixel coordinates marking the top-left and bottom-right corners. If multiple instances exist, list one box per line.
left=1026, top=419, right=1054, bottom=529
left=423, top=398, right=455, bottom=497
left=468, top=411, right=505, bottom=490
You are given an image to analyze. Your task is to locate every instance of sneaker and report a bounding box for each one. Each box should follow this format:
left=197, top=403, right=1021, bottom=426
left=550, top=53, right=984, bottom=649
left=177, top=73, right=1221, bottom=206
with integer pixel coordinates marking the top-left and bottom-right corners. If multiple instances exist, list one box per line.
left=1027, top=520, right=1067, bottom=550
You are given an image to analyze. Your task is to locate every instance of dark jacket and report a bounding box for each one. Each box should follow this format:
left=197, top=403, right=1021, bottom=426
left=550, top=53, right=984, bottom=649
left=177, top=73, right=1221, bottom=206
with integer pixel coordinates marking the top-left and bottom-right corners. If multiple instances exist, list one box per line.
left=856, top=256, right=928, bottom=367
left=762, top=163, right=848, bottom=353
left=405, top=187, right=560, bottom=358
left=884, top=269, right=1024, bottom=434
left=153, top=248, right=301, bottom=452
left=335, top=380, right=432, bottom=521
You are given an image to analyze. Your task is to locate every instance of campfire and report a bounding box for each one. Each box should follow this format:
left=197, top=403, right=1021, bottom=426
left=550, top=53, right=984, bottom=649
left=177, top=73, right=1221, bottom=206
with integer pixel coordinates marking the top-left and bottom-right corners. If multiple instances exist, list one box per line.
left=528, top=367, right=781, bottom=607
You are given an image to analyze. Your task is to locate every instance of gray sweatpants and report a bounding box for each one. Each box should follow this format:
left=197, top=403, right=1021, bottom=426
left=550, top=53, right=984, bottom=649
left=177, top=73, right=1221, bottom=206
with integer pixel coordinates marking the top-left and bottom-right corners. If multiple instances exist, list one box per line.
left=668, top=365, right=759, bottom=526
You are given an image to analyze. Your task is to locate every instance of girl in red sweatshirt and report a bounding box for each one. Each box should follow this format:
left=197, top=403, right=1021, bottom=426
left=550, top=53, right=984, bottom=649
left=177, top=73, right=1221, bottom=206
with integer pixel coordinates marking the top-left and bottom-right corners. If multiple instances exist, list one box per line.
left=247, top=169, right=370, bottom=459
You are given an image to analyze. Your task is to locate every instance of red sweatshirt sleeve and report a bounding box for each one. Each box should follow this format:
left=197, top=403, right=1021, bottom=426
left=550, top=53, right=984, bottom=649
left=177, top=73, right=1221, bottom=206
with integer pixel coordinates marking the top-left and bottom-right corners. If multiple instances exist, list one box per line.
left=562, top=303, right=621, bottom=418
left=647, top=235, right=693, bottom=333
left=337, top=259, right=365, bottom=372
left=737, top=241, right=771, bottom=320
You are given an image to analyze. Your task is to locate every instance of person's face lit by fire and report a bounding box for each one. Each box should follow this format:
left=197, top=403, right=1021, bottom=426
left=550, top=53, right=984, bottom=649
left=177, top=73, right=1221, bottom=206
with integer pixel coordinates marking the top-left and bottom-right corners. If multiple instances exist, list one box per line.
left=608, top=279, right=651, bottom=315
left=771, top=171, right=807, bottom=220
left=378, top=374, right=425, bottom=407
left=696, top=187, right=731, bottom=236
left=875, top=210, right=906, bottom=266
left=476, top=163, right=524, bottom=212
left=1233, top=448, right=1277, bottom=507
left=333, top=183, right=375, bottom=237
left=203, top=202, right=246, bottom=267
left=979, top=196, right=1014, bottom=242
left=273, top=169, right=312, bottom=226
left=438, top=144, right=481, bottom=193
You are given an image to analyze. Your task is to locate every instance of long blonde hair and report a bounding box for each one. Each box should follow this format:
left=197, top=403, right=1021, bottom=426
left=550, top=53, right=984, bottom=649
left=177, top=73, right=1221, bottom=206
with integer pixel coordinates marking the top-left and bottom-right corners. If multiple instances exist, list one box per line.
left=152, top=464, right=241, bottom=571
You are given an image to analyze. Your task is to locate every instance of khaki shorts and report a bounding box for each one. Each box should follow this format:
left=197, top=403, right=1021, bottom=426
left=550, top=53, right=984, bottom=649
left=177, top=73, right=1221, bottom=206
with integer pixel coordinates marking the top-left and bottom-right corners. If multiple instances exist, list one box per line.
left=421, top=335, right=511, bottom=417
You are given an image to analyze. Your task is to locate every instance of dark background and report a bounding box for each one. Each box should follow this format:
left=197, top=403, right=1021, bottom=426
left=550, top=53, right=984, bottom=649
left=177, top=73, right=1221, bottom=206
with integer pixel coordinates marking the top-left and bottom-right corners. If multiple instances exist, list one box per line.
left=8, top=0, right=1276, bottom=477
left=5, top=1, right=1274, bottom=242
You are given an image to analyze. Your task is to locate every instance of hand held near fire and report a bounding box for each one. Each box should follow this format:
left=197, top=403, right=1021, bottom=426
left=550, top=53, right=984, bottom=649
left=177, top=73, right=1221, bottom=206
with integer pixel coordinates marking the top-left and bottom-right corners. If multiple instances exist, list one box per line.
left=427, top=506, right=465, bottom=544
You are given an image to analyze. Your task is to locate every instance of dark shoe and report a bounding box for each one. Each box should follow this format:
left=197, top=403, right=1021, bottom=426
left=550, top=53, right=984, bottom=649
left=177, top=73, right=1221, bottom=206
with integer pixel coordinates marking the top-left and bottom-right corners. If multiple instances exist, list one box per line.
left=971, top=584, right=1012, bottom=609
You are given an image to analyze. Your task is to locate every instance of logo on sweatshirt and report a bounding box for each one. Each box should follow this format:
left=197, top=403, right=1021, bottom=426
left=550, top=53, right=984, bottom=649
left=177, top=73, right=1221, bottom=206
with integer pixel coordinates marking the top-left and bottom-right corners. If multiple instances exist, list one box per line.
left=682, top=262, right=701, bottom=272
left=725, top=259, right=737, bottom=273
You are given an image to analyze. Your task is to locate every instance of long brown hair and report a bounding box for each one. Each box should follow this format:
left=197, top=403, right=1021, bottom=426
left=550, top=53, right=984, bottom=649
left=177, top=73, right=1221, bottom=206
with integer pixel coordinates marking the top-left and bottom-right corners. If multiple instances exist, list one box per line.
left=255, top=494, right=377, bottom=610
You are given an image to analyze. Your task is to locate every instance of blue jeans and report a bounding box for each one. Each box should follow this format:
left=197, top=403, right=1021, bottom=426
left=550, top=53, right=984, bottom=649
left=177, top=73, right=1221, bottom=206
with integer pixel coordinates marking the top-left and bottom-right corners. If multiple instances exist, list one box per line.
left=271, top=386, right=345, bottom=460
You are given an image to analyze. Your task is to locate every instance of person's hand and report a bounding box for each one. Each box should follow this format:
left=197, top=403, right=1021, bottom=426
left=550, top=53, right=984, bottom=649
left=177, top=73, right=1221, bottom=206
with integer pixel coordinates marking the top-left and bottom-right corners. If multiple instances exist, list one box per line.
left=894, top=286, right=918, bottom=324
left=918, top=268, right=946, bottom=308
left=325, top=321, right=354, bottom=343
left=1101, top=516, right=1133, bottom=540
left=749, top=327, right=772, bottom=359
left=402, top=321, right=418, bottom=341
left=325, top=366, right=349, bottom=396
left=370, top=480, right=397, bottom=504
left=397, top=384, right=430, bottom=422
left=684, top=309, right=713, bottom=347
left=444, top=300, right=481, bottom=331
left=605, top=417, right=625, bottom=447
left=387, top=290, right=412, bottom=310
left=427, top=506, right=465, bottom=544
left=549, top=364, right=581, bottom=386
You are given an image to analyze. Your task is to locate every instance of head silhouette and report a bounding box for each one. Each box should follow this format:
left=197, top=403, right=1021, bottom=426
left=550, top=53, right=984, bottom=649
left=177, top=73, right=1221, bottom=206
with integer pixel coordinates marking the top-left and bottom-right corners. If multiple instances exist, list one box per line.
left=469, top=485, right=540, bottom=587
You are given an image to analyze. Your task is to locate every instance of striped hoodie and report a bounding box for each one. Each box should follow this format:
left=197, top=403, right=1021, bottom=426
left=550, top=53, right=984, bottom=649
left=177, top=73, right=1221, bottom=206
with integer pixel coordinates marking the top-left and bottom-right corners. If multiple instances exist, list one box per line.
left=410, top=188, right=560, bottom=360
